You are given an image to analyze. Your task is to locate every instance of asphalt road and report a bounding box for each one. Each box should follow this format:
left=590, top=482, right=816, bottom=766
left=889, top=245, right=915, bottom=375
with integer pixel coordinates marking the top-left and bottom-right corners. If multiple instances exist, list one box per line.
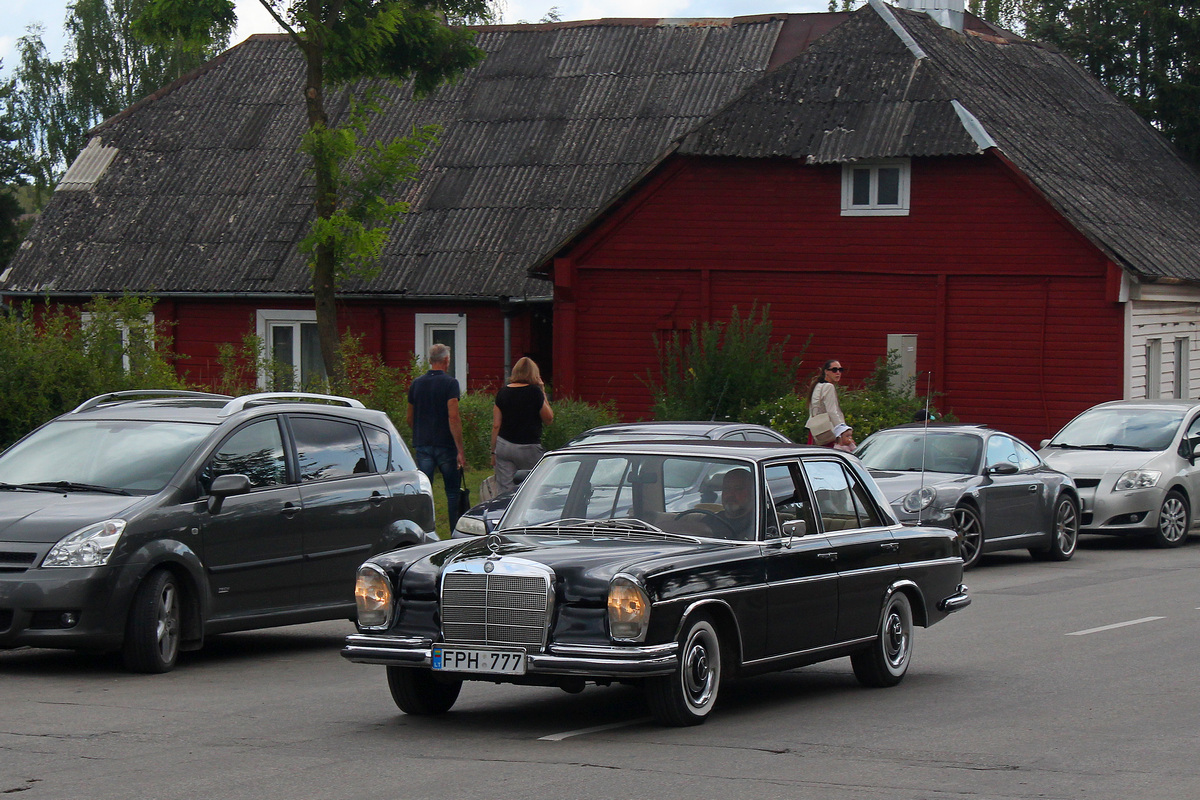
left=3, top=535, right=1198, bottom=800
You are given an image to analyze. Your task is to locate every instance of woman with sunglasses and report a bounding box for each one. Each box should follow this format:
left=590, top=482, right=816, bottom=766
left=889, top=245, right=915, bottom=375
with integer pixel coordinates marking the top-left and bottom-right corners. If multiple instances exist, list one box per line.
left=806, top=359, right=846, bottom=446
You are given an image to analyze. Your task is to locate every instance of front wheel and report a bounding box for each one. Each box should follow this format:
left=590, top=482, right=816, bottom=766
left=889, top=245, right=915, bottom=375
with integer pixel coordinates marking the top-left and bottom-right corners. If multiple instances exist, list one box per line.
left=852, top=591, right=913, bottom=688
left=387, top=666, right=462, bottom=715
left=122, top=569, right=181, bottom=673
left=1032, top=495, right=1079, bottom=561
left=952, top=504, right=984, bottom=569
left=646, top=613, right=722, bottom=726
left=1150, top=491, right=1190, bottom=548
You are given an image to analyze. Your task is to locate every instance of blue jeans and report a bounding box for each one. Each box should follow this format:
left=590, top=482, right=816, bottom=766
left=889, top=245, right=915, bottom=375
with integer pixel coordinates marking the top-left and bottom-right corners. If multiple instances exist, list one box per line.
left=416, top=445, right=462, bottom=526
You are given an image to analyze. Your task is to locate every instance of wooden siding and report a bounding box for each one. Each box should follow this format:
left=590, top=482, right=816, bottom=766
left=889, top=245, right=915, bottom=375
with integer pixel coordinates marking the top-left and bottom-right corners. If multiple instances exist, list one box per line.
left=1128, top=295, right=1200, bottom=401
left=557, top=153, right=1125, bottom=445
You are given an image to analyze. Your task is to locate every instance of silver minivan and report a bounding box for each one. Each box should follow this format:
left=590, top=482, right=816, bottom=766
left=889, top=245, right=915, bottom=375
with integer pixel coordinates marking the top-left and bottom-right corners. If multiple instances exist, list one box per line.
left=1039, top=400, right=1200, bottom=547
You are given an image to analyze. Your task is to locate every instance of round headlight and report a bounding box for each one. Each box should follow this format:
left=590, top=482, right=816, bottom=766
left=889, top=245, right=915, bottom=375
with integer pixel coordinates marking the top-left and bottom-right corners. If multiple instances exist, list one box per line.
left=43, top=519, right=127, bottom=568
left=455, top=515, right=487, bottom=536
left=608, top=576, right=650, bottom=642
left=355, top=564, right=394, bottom=629
left=901, top=486, right=937, bottom=514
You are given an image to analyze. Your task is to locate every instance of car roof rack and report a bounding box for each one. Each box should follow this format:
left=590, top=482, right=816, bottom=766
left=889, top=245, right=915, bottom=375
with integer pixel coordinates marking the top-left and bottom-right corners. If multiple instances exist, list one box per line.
left=71, top=390, right=234, bottom=414
left=218, top=392, right=366, bottom=417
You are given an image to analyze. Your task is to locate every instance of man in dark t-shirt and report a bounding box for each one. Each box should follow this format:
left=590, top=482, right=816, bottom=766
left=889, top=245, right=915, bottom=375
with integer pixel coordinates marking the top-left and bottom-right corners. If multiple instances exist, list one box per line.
left=407, top=344, right=467, bottom=527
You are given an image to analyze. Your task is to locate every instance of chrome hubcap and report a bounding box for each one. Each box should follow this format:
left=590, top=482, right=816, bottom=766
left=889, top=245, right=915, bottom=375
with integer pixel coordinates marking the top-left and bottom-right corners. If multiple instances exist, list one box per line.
left=1056, top=501, right=1078, bottom=553
left=1160, top=497, right=1187, bottom=542
left=682, top=630, right=717, bottom=709
left=884, top=611, right=909, bottom=668
left=156, top=583, right=180, bottom=661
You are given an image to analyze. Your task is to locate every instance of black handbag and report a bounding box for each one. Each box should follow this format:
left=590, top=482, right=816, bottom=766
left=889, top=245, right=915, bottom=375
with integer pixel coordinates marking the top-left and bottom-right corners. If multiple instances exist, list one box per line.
left=457, top=469, right=471, bottom=514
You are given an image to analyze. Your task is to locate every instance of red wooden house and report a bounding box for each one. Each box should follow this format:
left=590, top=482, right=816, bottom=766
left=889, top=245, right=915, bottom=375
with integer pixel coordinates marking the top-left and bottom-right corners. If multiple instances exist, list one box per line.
left=538, top=1, right=1200, bottom=444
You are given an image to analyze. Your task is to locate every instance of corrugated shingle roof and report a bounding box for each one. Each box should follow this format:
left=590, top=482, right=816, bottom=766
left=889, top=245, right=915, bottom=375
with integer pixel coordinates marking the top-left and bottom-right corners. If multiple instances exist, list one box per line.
left=678, top=2, right=1200, bottom=282
left=4, top=14, right=848, bottom=299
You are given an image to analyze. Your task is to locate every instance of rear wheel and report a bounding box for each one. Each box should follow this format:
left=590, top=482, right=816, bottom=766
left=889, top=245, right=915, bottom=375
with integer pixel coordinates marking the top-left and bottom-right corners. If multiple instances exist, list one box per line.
left=852, top=591, right=913, bottom=688
left=1150, top=491, right=1189, bottom=548
left=386, top=666, right=462, bottom=715
left=646, top=613, right=722, bottom=726
left=122, top=569, right=181, bottom=674
left=1032, top=495, right=1079, bottom=561
left=952, top=504, right=984, bottom=569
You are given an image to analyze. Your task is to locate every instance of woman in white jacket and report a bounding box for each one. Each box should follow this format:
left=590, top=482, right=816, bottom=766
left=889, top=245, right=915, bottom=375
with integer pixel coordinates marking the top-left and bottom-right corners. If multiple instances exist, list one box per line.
left=807, top=359, right=845, bottom=446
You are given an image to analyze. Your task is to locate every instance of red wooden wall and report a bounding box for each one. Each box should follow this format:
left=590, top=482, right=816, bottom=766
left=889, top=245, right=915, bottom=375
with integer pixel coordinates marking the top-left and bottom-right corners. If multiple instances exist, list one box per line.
left=552, top=153, right=1125, bottom=445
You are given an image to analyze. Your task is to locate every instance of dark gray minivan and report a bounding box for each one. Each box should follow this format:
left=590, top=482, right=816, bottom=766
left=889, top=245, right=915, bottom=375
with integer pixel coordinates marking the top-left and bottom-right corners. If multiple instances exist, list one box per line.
left=0, top=391, right=435, bottom=672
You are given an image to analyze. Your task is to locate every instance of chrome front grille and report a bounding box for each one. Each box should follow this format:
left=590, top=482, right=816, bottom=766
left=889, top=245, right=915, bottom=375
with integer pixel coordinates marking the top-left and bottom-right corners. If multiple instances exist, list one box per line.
left=440, top=560, right=553, bottom=649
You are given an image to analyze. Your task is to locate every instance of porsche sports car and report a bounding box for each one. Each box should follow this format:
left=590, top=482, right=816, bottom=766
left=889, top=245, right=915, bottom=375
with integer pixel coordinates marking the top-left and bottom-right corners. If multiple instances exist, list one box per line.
left=856, top=423, right=1080, bottom=568
left=342, top=441, right=970, bottom=726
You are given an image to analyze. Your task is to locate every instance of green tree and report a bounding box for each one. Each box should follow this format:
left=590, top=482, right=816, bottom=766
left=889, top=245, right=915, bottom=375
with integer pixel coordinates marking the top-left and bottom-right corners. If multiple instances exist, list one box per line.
left=1, top=67, right=26, bottom=267
left=7, top=3, right=232, bottom=199
left=135, top=0, right=491, bottom=386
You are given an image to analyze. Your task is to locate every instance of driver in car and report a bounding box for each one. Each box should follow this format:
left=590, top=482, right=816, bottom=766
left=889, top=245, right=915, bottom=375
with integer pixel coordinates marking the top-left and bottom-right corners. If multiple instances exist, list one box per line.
left=713, top=468, right=755, bottom=540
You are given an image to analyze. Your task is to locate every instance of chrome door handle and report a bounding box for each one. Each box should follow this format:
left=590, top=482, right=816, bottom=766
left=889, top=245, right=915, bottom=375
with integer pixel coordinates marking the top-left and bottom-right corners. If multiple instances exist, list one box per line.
left=881, top=542, right=900, bottom=551
left=368, top=491, right=386, bottom=506
left=281, top=502, right=300, bottom=518
left=817, top=552, right=838, bottom=561
left=1027, top=485, right=1039, bottom=493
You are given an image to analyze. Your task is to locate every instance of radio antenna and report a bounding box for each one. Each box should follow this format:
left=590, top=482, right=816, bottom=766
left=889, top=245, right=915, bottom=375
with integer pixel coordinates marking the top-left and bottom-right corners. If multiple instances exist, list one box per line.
left=916, top=371, right=933, bottom=524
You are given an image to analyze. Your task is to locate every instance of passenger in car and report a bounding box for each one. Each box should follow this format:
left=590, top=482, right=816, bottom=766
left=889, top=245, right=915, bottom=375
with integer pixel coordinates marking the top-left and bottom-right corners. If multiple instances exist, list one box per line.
left=714, top=468, right=755, bottom=540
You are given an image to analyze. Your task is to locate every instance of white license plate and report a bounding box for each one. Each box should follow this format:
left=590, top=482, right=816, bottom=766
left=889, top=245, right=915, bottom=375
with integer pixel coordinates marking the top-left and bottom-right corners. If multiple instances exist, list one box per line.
left=432, top=645, right=527, bottom=675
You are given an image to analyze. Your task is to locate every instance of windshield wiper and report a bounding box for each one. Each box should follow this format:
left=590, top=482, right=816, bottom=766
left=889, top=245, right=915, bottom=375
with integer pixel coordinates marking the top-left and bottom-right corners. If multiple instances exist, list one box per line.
left=1075, top=444, right=1153, bottom=452
left=22, top=481, right=132, bottom=496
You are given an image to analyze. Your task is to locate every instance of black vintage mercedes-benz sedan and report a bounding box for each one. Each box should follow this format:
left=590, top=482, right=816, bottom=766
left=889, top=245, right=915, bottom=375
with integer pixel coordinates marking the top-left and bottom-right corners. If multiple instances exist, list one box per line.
left=342, top=441, right=970, bottom=726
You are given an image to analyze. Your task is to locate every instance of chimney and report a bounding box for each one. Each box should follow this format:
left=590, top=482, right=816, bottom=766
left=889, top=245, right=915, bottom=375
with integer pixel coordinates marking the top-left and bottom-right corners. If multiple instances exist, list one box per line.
left=894, top=0, right=964, bottom=33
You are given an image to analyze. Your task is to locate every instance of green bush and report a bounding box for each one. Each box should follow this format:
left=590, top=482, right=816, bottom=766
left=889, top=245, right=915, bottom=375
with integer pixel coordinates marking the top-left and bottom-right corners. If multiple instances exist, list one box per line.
left=541, top=395, right=621, bottom=451
left=0, top=297, right=187, bottom=448
left=648, top=305, right=804, bottom=422
left=739, top=351, right=951, bottom=443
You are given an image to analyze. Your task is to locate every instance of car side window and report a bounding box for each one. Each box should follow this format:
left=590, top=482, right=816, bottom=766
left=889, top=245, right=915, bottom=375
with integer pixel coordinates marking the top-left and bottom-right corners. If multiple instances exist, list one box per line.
left=1184, top=415, right=1200, bottom=453
left=986, top=435, right=1021, bottom=470
left=203, top=418, right=287, bottom=492
left=720, top=431, right=747, bottom=441
left=763, top=461, right=816, bottom=537
left=1013, top=439, right=1042, bottom=471
left=805, top=459, right=885, bottom=531
left=364, top=425, right=392, bottom=472
left=745, top=430, right=784, bottom=443
left=291, top=416, right=371, bottom=482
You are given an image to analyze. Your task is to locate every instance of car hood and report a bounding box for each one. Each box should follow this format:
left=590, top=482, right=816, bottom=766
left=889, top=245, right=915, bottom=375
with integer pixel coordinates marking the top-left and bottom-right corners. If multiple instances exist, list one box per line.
left=388, top=527, right=727, bottom=596
left=867, top=470, right=972, bottom=503
left=1039, top=448, right=1161, bottom=478
left=0, top=492, right=144, bottom=544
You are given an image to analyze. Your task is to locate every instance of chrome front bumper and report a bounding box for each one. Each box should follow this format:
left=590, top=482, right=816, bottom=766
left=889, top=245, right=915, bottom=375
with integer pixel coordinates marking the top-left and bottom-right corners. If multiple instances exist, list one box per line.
left=341, top=634, right=680, bottom=678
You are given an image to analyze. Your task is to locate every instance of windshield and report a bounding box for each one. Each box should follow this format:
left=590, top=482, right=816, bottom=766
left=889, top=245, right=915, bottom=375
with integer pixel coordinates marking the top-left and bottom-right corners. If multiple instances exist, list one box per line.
left=0, top=419, right=213, bottom=494
left=500, top=451, right=758, bottom=541
left=1049, top=407, right=1184, bottom=451
left=857, top=431, right=983, bottom=475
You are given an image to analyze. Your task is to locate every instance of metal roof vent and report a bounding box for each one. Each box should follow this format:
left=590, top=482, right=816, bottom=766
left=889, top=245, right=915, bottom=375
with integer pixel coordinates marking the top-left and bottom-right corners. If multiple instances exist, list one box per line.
left=893, top=0, right=964, bottom=32
left=57, top=138, right=119, bottom=192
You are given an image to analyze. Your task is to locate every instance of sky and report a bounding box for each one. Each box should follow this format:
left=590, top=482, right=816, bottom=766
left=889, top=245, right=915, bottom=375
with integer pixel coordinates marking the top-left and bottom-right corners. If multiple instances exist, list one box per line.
left=1, top=1, right=835, bottom=77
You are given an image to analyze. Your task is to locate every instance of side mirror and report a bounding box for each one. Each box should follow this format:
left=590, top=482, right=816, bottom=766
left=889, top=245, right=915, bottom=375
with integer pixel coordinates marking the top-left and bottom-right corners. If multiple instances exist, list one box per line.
left=782, top=519, right=808, bottom=537
left=207, top=473, right=251, bottom=514
left=1040, top=439, right=1051, bottom=449
left=987, top=462, right=1019, bottom=476
left=1181, top=438, right=1197, bottom=465
left=513, top=469, right=531, bottom=486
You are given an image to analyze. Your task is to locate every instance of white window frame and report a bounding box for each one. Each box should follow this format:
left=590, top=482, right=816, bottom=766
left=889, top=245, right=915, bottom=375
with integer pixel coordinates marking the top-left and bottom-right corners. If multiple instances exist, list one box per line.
left=1146, top=338, right=1163, bottom=399
left=80, top=311, right=154, bottom=372
left=1176, top=337, right=1190, bottom=399
left=255, top=309, right=324, bottom=390
left=414, top=313, right=467, bottom=390
left=841, top=159, right=911, bottom=216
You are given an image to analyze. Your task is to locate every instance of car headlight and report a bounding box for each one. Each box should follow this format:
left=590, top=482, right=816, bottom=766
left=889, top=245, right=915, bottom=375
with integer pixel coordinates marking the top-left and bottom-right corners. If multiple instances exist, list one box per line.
left=43, top=519, right=126, bottom=567
left=455, top=515, right=486, bottom=536
left=1114, top=470, right=1161, bottom=491
left=900, top=486, right=937, bottom=513
left=354, top=564, right=394, bottom=629
left=608, top=575, right=650, bottom=642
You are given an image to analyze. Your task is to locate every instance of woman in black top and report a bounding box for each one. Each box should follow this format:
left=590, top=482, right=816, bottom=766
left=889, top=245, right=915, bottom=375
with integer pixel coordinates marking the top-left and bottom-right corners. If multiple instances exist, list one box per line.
left=491, top=357, right=554, bottom=494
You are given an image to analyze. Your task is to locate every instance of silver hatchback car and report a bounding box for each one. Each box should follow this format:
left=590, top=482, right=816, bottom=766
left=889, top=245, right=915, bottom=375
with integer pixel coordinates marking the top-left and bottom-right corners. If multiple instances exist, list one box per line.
left=1039, top=400, right=1200, bottom=547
